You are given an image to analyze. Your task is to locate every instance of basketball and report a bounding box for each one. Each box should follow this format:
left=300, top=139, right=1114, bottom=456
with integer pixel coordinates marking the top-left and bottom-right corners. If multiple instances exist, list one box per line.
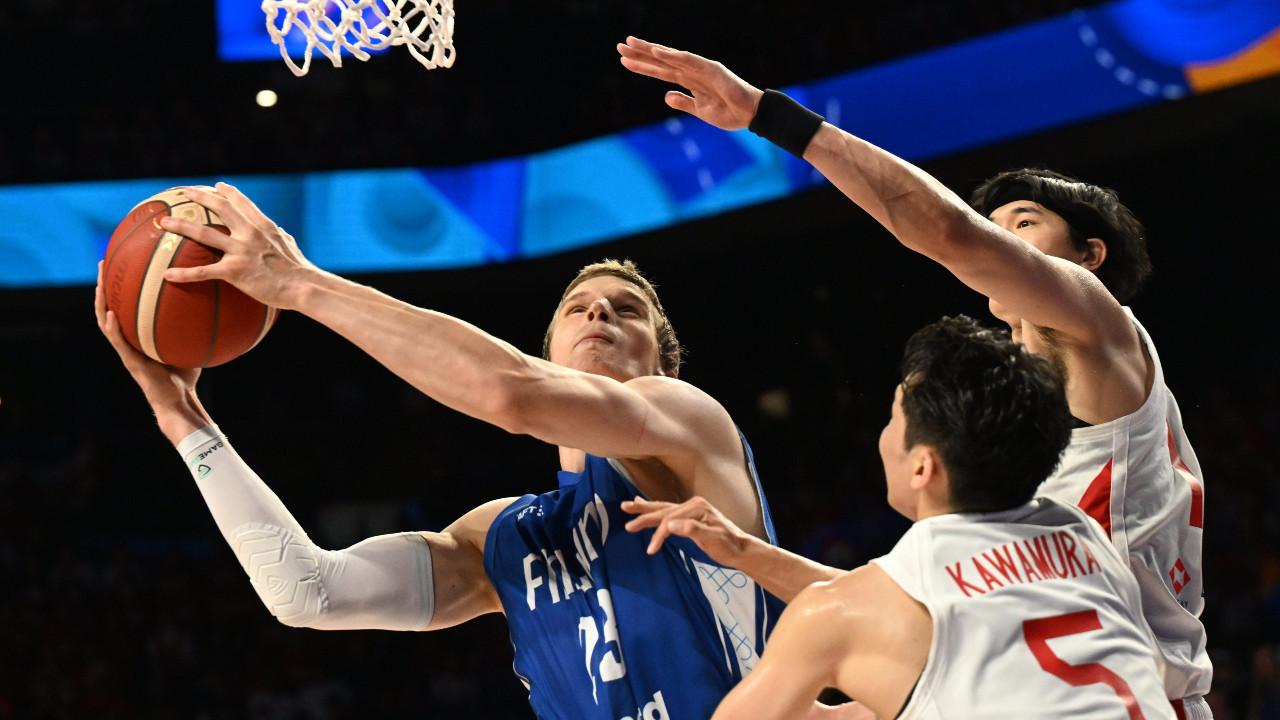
left=102, top=186, right=278, bottom=368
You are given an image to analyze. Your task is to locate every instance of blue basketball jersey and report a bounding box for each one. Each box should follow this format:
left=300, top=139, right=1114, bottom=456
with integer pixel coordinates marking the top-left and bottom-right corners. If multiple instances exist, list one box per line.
left=483, top=434, right=783, bottom=720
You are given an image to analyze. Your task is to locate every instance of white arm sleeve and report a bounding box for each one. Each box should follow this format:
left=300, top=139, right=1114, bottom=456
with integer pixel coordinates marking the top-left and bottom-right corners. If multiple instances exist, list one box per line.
left=177, top=424, right=435, bottom=631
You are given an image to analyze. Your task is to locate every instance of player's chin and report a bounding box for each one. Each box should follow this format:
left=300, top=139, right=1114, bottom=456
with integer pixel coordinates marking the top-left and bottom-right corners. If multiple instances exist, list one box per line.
left=577, top=356, right=642, bottom=383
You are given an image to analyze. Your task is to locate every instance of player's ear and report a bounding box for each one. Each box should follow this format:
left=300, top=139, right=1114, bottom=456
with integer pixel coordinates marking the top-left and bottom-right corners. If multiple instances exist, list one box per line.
left=1080, top=237, right=1107, bottom=272
left=909, top=446, right=939, bottom=491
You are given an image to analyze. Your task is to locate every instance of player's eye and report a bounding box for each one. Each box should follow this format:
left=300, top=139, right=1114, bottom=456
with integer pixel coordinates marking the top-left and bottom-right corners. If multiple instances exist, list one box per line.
left=1017, top=220, right=1035, bottom=229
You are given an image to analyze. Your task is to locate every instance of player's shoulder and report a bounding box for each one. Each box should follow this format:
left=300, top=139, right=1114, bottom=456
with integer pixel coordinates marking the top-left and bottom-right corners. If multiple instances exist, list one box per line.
left=623, top=374, right=736, bottom=428
left=623, top=373, right=711, bottom=399
left=1038, top=276, right=1138, bottom=352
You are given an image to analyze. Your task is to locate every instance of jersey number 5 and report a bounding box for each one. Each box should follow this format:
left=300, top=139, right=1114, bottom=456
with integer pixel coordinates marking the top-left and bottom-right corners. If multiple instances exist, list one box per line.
left=1022, top=610, right=1146, bottom=720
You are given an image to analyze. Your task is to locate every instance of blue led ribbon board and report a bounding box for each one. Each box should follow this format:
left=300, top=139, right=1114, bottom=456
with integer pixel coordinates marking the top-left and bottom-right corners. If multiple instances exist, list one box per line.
left=3, top=0, right=1277, bottom=288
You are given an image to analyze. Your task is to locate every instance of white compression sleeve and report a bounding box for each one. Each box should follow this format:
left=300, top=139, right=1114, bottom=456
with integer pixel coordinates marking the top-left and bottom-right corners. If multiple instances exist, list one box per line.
left=177, top=424, right=435, bottom=631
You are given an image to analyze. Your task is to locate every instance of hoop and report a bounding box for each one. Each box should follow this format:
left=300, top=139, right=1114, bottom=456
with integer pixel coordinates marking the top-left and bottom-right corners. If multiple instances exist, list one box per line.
left=263, top=0, right=456, bottom=76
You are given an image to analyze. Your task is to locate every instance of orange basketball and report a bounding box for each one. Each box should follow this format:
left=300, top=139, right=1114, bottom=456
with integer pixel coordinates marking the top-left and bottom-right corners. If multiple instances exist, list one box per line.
left=102, top=187, right=278, bottom=368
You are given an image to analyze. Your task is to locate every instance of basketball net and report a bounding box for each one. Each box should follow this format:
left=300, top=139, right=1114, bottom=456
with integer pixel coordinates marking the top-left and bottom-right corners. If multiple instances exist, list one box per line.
left=263, top=0, right=455, bottom=76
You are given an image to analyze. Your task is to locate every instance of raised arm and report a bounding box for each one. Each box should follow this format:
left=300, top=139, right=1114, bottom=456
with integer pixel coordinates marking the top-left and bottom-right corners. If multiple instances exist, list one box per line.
left=617, top=37, right=1131, bottom=350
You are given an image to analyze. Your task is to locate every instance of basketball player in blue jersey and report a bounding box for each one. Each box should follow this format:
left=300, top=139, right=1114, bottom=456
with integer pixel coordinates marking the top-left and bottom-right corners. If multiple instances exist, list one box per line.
left=94, top=195, right=784, bottom=720
left=620, top=36, right=1211, bottom=718
left=626, top=316, right=1175, bottom=720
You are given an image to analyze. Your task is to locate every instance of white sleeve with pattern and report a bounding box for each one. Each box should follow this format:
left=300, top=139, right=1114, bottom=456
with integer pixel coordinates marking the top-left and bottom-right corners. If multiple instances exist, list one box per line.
left=177, top=424, right=434, bottom=631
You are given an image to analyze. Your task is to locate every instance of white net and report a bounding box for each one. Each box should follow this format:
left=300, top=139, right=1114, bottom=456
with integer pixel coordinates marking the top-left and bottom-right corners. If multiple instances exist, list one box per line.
left=263, top=0, right=456, bottom=76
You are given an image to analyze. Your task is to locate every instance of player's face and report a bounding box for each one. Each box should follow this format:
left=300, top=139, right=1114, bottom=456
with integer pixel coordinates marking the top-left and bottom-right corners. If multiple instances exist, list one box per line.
left=546, top=275, right=665, bottom=382
left=879, top=385, right=917, bottom=520
left=986, top=200, right=1086, bottom=339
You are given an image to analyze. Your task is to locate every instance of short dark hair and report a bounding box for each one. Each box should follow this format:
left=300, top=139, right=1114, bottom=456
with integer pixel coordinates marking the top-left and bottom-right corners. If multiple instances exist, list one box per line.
left=543, top=258, right=683, bottom=376
left=899, top=315, right=1073, bottom=513
left=971, top=168, right=1152, bottom=303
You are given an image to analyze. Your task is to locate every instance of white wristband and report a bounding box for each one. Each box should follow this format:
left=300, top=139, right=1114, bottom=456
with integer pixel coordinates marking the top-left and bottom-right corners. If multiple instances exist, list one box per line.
left=178, top=425, right=435, bottom=631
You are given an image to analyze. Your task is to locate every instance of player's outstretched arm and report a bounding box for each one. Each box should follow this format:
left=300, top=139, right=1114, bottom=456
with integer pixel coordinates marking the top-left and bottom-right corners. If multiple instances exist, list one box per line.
left=158, top=185, right=750, bottom=491
left=622, top=497, right=840, bottom=602
left=618, top=39, right=1127, bottom=349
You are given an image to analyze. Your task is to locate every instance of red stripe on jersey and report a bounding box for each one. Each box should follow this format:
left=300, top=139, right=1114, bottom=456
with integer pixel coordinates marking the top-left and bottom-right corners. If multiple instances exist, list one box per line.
left=1167, top=424, right=1204, bottom=529
left=1078, top=459, right=1114, bottom=539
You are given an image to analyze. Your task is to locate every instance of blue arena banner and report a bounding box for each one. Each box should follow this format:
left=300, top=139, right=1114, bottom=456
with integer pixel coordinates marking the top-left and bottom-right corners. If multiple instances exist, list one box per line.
left=3, top=0, right=1278, bottom=287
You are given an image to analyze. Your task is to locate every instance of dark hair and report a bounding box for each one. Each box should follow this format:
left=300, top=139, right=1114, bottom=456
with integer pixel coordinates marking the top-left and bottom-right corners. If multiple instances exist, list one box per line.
left=899, top=315, right=1073, bottom=513
left=542, top=258, right=683, bottom=376
left=971, top=168, right=1152, bottom=303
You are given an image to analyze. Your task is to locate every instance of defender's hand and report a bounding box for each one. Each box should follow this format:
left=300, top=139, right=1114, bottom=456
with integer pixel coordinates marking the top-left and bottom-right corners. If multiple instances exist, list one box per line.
left=159, top=182, right=318, bottom=311
left=622, top=496, right=751, bottom=563
left=618, top=37, right=763, bottom=132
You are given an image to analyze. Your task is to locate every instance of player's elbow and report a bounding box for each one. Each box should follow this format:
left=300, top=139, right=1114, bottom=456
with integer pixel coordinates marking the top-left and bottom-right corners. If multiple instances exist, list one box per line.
left=233, top=523, right=333, bottom=629
left=274, top=608, right=326, bottom=629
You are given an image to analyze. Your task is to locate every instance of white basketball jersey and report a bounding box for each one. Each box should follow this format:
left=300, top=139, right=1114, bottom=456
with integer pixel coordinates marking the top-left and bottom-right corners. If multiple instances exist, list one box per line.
left=873, top=498, right=1174, bottom=720
left=1038, top=309, right=1210, bottom=705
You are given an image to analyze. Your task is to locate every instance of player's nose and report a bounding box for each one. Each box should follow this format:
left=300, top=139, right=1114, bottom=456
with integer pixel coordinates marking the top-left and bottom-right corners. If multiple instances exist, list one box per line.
left=587, top=298, right=613, bottom=323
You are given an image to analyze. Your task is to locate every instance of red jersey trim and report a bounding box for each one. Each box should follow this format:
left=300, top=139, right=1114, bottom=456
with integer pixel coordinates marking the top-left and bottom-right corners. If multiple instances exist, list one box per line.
left=1166, top=424, right=1204, bottom=530
left=1078, top=459, right=1114, bottom=539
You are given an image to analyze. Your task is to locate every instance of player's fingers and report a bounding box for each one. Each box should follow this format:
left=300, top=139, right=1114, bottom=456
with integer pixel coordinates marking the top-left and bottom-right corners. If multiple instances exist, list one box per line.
left=99, top=308, right=140, bottom=362
left=213, top=182, right=278, bottom=234
left=626, top=36, right=685, bottom=63
left=666, top=518, right=711, bottom=540
left=159, top=217, right=233, bottom=252
left=646, top=520, right=674, bottom=555
left=621, top=497, right=673, bottom=513
left=94, top=274, right=108, bottom=328
left=180, top=184, right=237, bottom=223
left=623, top=508, right=670, bottom=532
left=619, top=55, right=677, bottom=84
left=164, top=263, right=224, bottom=285
left=665, top=91, right=698, bottom=115
left=624, top=36, right=660, bottom=54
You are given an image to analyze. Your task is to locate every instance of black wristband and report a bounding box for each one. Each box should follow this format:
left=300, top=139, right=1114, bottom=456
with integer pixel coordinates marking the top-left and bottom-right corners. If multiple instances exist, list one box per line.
left=747, top=89, right=824, bottom=159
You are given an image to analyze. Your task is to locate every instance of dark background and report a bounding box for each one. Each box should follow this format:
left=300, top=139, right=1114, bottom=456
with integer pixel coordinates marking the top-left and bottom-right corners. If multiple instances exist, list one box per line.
left=2, top=1, right=1280, bottom=718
